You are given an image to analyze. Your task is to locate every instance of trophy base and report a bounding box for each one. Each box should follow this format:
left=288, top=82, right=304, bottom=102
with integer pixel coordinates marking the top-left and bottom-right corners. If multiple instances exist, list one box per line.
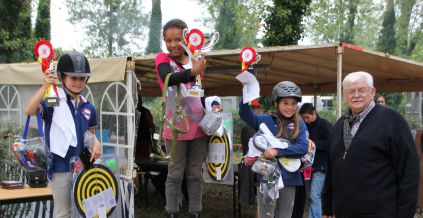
left=45, top=97, right=60, bottom=107
left=188, top=88, right=204, bottom=97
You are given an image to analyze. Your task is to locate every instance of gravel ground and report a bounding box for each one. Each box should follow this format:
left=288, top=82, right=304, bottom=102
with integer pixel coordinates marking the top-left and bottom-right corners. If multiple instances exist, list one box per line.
left=134, top=182, right=257, bottom=218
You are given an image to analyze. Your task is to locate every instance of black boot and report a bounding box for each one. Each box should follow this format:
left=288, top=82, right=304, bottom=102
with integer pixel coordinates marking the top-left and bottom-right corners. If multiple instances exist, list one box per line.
left=164, top=211, right=178, bottom=218
left=189, top=212, right=200, bottom=218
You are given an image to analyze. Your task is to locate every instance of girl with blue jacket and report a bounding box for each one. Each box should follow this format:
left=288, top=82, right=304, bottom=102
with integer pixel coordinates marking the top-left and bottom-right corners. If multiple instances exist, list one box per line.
left=239, top=81, right=309, bottom=218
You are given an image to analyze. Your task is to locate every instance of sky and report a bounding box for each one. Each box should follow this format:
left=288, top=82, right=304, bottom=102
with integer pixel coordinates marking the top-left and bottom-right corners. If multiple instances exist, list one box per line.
left=49, top=0, right=209, bottom=51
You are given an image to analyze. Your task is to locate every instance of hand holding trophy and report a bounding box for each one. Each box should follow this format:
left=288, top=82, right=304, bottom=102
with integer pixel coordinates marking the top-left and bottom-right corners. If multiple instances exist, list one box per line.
left=34, top=40, right=60, bottom=107
left=179, top=28, right=219, bottom=97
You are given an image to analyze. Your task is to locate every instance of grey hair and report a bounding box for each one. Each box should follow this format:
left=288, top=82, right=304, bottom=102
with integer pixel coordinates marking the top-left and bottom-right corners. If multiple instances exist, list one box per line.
left=342, top=71, right=374, bottom=88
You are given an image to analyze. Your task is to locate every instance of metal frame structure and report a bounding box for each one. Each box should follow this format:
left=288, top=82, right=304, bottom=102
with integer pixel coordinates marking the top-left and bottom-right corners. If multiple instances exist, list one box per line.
left=0, top=85, right=22, bottom=128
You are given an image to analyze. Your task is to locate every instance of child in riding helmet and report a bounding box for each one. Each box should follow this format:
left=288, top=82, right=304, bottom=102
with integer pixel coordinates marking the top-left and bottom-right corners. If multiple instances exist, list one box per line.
left=25, top=52, right=101, bottom=218
left=239, top=81, right=309, bottom=218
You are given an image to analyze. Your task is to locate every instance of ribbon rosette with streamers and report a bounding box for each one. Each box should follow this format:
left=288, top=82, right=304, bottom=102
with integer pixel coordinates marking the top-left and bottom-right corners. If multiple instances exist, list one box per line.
left=240, top=46, right=261, bottom=72
left=34, top=40, right=54, bottom=72
left=34, top=40, right=60, bottom=106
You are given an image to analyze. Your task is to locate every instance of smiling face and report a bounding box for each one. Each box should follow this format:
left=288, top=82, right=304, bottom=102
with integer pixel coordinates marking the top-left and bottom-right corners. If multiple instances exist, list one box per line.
left=62, top=75, right=87, bottom=95
left=343, top=79, right=376, bottom=116
left=164, top=27, right=185, bottom=59
left=276, top=97, right=299, bottom=118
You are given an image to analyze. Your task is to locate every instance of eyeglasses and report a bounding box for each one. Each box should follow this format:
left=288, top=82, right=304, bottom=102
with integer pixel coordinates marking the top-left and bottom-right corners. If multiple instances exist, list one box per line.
left=344, top=87, right=370, bottom=97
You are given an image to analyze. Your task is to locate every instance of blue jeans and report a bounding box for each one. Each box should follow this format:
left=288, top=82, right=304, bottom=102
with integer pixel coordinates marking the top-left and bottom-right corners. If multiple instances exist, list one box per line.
left=308, top=171, right=325, bottom=218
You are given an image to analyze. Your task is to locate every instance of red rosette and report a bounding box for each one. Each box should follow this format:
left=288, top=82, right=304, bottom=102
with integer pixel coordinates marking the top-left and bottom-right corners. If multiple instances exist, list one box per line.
left=240, top=46, right=257, bottom=66
left=34, top=40, right=54, bottom=62
left=186, top=29, right=205, bottom=51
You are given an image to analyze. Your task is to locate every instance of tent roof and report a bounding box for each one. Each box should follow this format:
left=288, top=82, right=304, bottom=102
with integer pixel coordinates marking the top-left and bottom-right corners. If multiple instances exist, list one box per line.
left=0, top=57, right=127, bottom=85
left=134, top=43, right=423, bottom=97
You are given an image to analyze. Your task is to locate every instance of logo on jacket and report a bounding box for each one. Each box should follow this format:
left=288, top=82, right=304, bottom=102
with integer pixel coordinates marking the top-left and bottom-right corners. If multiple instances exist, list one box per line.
left=82, top=108, right=91, bottom=121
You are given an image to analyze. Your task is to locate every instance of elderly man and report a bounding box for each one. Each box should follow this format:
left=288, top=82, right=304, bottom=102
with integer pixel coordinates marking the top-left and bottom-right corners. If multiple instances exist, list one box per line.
left=322, top=71, right=419, bottom=218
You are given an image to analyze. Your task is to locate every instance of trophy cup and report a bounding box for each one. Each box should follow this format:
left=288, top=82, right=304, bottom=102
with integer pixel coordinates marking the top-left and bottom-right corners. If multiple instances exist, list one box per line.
left=34, top=40, right=60, bottom=107
left=179, top=28, right=219, bottom=97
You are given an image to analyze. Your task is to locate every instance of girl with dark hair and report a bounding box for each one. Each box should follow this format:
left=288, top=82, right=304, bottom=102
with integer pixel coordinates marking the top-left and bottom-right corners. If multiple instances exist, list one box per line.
left=155, top=19, right=207, bottom=218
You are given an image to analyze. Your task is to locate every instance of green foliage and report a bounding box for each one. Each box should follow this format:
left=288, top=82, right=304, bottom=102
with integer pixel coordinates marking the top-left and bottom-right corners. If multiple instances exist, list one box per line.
left=214, top=0, right=241, bottom=49
left=411, top=35, right=423, bottom=62
left=259, top=96, right=275, bottom=114
left=318, top=109, right=337, bottom=125
left=66, top=0, right=148, bottom=58
left=197, top=0, right=265, bottom=48
left=377, top=92, right=405, bottom=112
left=0, top=0, right=35, bottom=63
left=145, top=0, right=162, bottom=54
left=377, top=0, right=396, bottom=54
left=305, top=0, right=382, bottom=49
left=395, top=0, right=417, bottom=57
left=142, top=97, right=162, bottom=132
left=34, top=0, right=51, bottom=41
left=229, top=107, right=244, bottom=144
left=339, top=0, right=357, bottom=44
left=262, top=0, right=311, bottom=46
left=403, top=113, right=423, bottom=130
left=0, top=128, right=21, bottom=182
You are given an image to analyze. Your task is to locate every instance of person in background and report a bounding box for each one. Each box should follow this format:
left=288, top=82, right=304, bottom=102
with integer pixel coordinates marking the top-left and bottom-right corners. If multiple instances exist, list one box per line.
left=375, top=95, right=386, bottom=106
left=299, top=103, right=332, bottom=218
left=25, top=52, right=101, bottom=218
left=240, top=81, right=309, bottom=218
left=135, top=96, right=155, bottom=160
left=155, top=18, right=207, bottom=218
left=135, top=96, right=167, bottom=199
left=323, top=71, right=419, bottom=218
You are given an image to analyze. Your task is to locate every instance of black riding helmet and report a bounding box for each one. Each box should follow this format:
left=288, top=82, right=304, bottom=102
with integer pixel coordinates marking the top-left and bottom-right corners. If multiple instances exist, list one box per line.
left=57, top=52, right=91, bottom=83
left=272, top=81, right=302, bottom=102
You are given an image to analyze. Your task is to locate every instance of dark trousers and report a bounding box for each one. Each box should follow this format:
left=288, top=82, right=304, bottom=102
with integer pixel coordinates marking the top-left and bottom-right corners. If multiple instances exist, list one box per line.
left=291, top=173, right=311, bottom=218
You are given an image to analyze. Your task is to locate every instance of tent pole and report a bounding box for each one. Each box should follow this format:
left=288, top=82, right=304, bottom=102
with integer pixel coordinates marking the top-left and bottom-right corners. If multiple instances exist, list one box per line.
left=125, top=57, right=135, bottom=218
left=313, top=84, right=318, bottom=108
left=336, top=46, right=344, bottom=118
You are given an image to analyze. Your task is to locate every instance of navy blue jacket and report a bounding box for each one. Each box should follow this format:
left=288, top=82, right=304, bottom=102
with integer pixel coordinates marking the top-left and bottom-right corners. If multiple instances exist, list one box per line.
left=307, top=116, right=332, bottom=172
left=323, top=104, right=419, bottom=217
left=239, top=100, right=308, bottom=186
left=42, top=92, right=97, bottom=173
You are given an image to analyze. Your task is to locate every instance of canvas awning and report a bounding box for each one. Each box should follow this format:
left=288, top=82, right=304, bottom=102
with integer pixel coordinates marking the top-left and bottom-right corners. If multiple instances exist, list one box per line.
left=0, top=56, right=127, bottom=84
left=134, top=43, right=423, bottom=97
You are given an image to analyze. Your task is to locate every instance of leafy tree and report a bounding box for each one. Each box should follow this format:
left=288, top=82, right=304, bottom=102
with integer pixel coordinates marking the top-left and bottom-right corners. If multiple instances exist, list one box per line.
left=377, top=0, right=396, bottom=54
left=214, top=0, right=241, bottom=49
left=262, top=0, right=311, bottom=46
left=66, top=0, right=148, bottom=57
left=395, top=0, right=417, bottom=56
left=34, top=0, right=51, bottom=41
left=339, top=0, right=357, bottom=44
left=197, top=0, right=265, bottom=48
left=0, top=0, right=34, bottom=63
left=305, top=0, right=382, bottom=49
left=145, top=0, right=162, bottom=54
